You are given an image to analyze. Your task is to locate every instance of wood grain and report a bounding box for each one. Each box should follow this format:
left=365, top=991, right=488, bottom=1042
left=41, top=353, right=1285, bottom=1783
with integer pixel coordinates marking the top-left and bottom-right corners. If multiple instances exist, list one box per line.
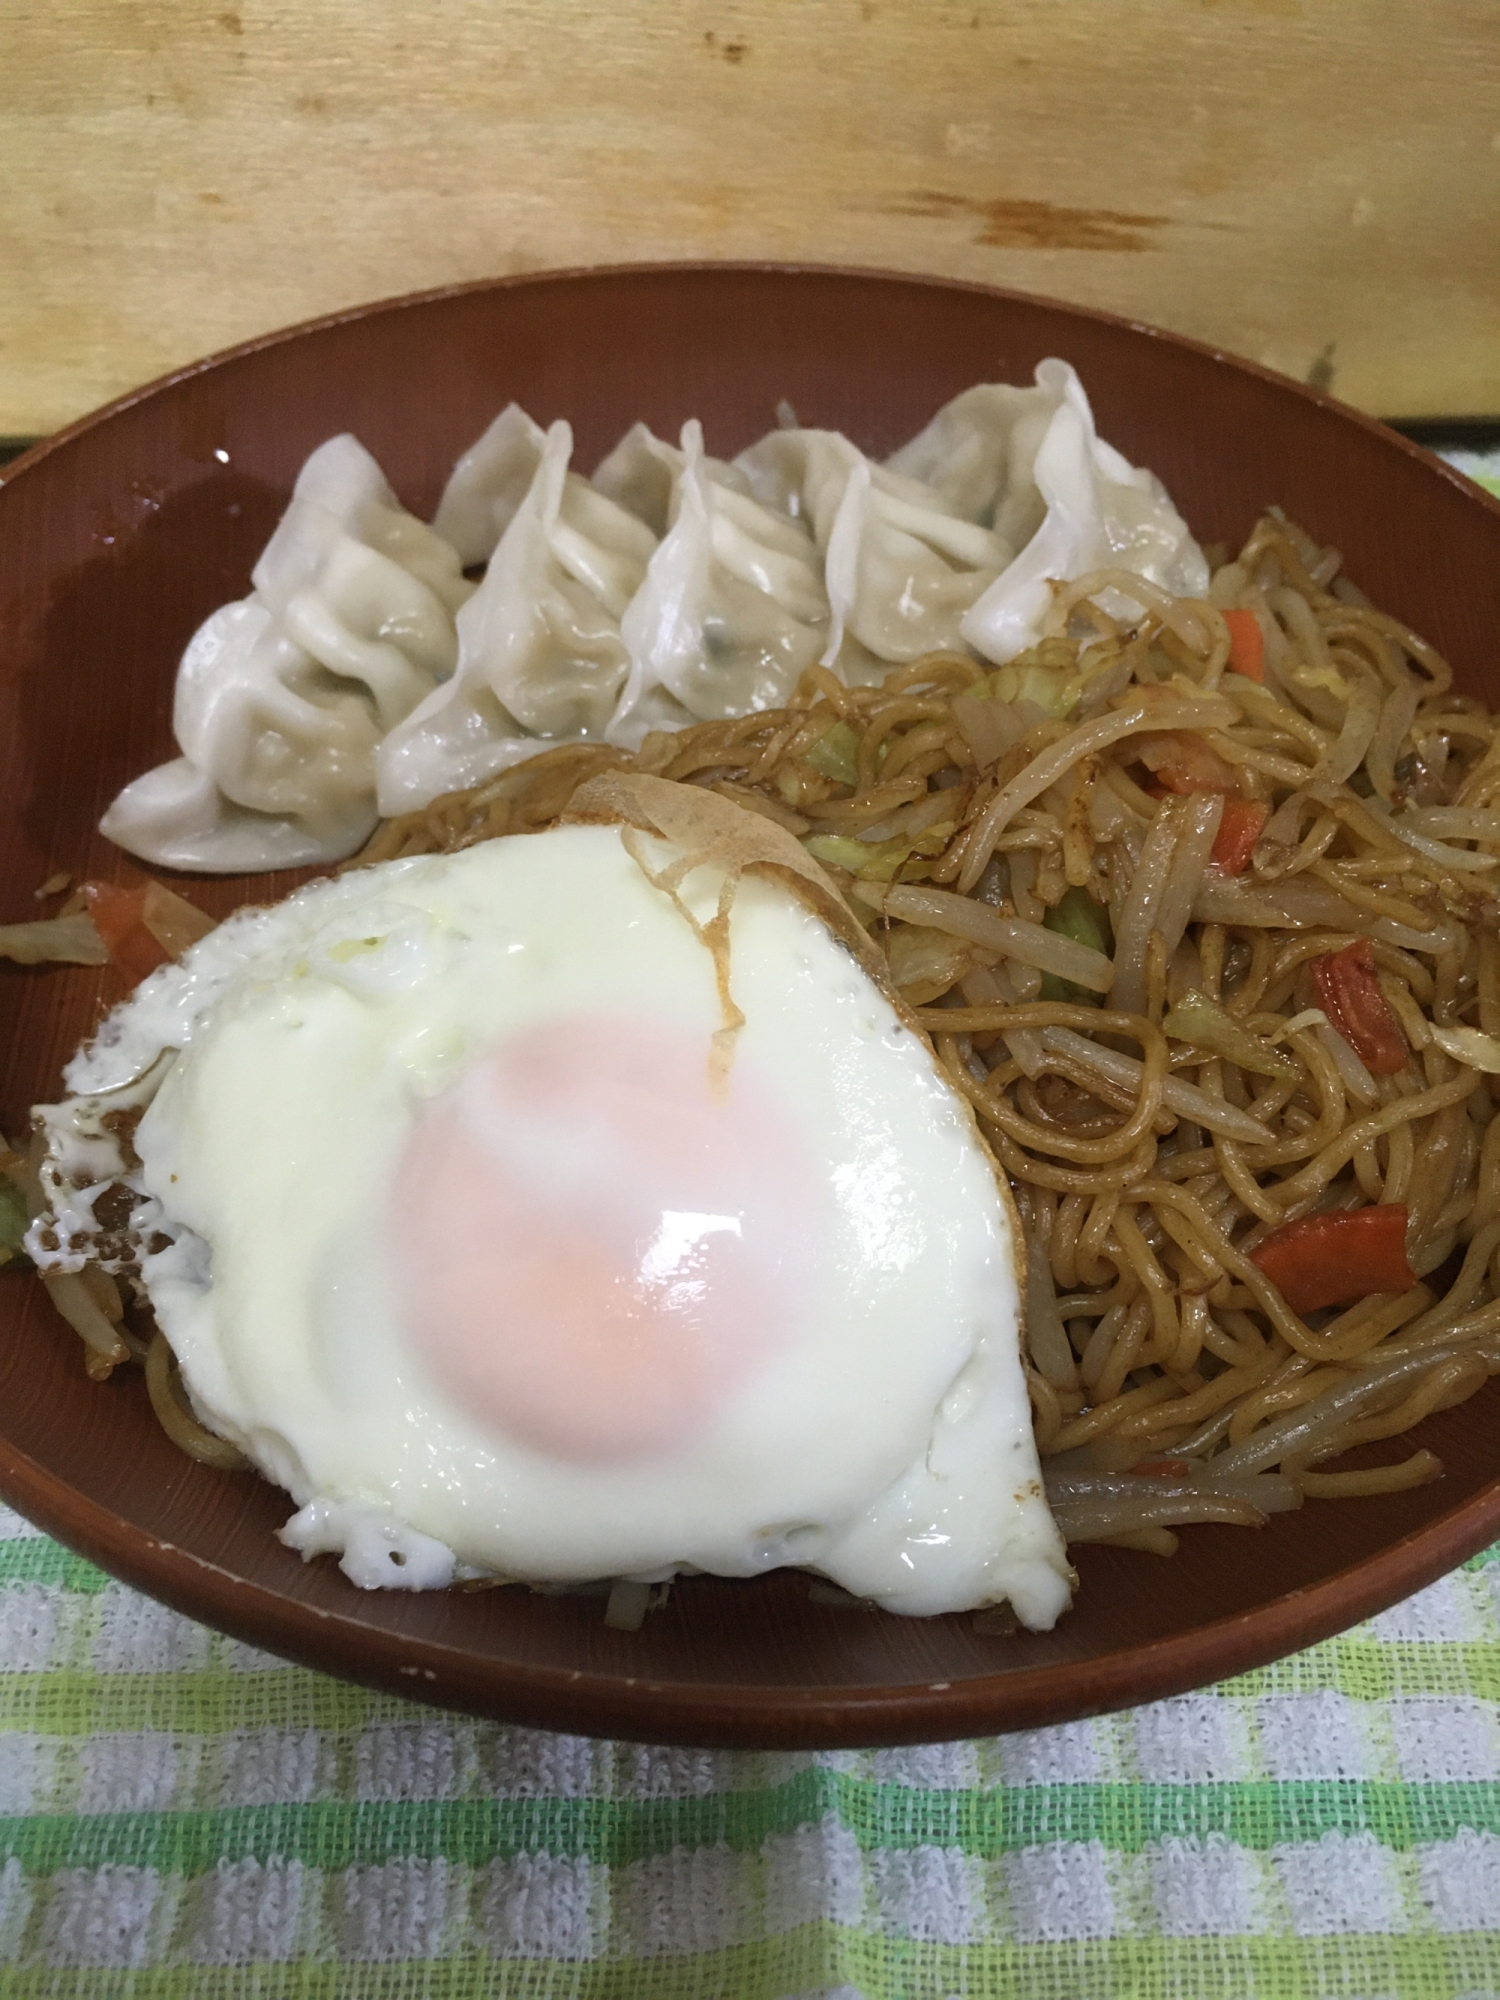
left=2, top=0, right=1498, bottom=435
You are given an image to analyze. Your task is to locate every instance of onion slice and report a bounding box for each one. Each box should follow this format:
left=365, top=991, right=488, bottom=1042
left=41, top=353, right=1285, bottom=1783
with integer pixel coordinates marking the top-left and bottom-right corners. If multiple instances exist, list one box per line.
left=1038, top=1027, right=1274, bottom=1144
left=1430, top=1024, right=1500, bottom=1074
left=1191, top=878, right=1461, bottom=957
left=854, top=882, right=1114, bottom=992
left=957, top=695, right=1235, bottom=892
left=0, top=913, right=108, bottom=966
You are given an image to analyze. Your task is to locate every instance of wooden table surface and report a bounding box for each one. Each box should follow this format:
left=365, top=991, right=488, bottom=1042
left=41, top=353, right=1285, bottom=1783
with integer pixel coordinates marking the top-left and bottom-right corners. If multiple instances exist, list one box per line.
left=3, top=0, right=1499, bottom=438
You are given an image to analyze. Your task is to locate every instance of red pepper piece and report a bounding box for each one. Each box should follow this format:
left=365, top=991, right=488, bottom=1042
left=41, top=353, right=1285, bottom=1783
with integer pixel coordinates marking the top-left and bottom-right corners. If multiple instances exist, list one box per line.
left=1251, top=1205, right=1416, bottom=1315
left=1222, top=608, right=1265, bottom=682
left=82, top=882, right=171, bottom=986
left=1312, top=938, right=1408, bottom=1075
left=1211, top=797, right=1269, bottom=876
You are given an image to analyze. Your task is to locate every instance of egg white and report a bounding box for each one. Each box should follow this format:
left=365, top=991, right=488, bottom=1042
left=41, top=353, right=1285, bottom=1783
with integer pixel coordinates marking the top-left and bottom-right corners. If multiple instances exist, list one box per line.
left=39, top=824, right=1072, bottom=1626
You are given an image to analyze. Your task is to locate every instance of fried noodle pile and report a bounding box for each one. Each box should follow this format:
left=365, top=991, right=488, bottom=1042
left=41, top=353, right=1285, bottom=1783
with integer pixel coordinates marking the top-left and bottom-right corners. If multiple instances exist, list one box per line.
left=355, top=512, right=1500, bottom=1555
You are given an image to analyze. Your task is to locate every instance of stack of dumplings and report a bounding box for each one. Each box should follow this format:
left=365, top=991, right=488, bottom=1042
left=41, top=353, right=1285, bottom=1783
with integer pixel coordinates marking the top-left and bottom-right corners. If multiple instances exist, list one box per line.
left=102, top=360, right=1208, bottom=872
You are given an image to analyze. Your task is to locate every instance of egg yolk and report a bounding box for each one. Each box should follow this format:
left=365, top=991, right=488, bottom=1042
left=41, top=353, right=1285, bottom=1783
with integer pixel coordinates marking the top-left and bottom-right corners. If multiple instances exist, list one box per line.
left=387, top=1014, right=822, bottom=1461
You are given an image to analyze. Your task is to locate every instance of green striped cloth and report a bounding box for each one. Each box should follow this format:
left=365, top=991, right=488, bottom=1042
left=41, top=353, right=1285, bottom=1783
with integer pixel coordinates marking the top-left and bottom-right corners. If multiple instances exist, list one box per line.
left=3, top=1496, right=1500, bottom=1998
left=1443, top=453, right=1500, bottom=501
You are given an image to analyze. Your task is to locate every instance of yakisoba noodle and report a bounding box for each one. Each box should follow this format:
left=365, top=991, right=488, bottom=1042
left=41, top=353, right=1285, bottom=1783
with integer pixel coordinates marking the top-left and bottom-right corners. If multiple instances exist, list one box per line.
left=352, top=511, right=1500, bottom=1555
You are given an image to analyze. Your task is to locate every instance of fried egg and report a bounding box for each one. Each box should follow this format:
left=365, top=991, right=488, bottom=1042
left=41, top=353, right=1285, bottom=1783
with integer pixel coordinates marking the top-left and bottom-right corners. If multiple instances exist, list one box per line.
left=34, top=817, right=1071, bottom=1626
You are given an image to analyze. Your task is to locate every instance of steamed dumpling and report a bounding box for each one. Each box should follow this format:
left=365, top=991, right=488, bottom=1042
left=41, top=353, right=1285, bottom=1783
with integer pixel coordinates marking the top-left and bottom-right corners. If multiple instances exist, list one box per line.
left=950, top=362, right=1209, bottom=664
left=431, top=403, right=550, bottom=568
left=102, top=437, right=473, bottom=870
left=735, top=429, right=1012, bottom=666
left=101, top=604, right=389, bottom=869
left=594, top=421, right=754, bottom=536
left=377, top=422, right=657, bottom=814
left=256, top=434, right=473, bottom=631
left=607, top=421, right=832, bottom=744
left=885, top=373, right=1070, bottom=548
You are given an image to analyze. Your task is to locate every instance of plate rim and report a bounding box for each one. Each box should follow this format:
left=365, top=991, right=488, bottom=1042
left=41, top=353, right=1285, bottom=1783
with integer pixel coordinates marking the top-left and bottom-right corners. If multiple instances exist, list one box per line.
left=4, top=259, right=1500, bottom=1747
left=6, top=259, right=1498, bottom=529
left=5, top=1401, right=1500, bottom=1748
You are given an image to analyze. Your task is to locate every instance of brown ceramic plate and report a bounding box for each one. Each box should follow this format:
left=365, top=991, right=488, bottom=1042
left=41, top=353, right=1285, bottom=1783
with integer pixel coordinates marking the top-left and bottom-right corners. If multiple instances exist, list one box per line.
left=2, top=267, right=1500, bottom=1749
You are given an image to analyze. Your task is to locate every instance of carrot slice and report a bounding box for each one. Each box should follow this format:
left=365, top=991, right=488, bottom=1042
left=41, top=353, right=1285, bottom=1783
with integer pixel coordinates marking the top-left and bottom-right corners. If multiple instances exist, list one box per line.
left=82, top=882, right=170, bottom=986
left=1211, top=797, right=1269, bottom=876
left=81, top=878, right=213, bottom=986
left=1222, top=608, right=1265, bottom=682
left=1251, top=1205, right=1416, bottom=1315
left=1312, top=938, right=1408, bottom=1075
